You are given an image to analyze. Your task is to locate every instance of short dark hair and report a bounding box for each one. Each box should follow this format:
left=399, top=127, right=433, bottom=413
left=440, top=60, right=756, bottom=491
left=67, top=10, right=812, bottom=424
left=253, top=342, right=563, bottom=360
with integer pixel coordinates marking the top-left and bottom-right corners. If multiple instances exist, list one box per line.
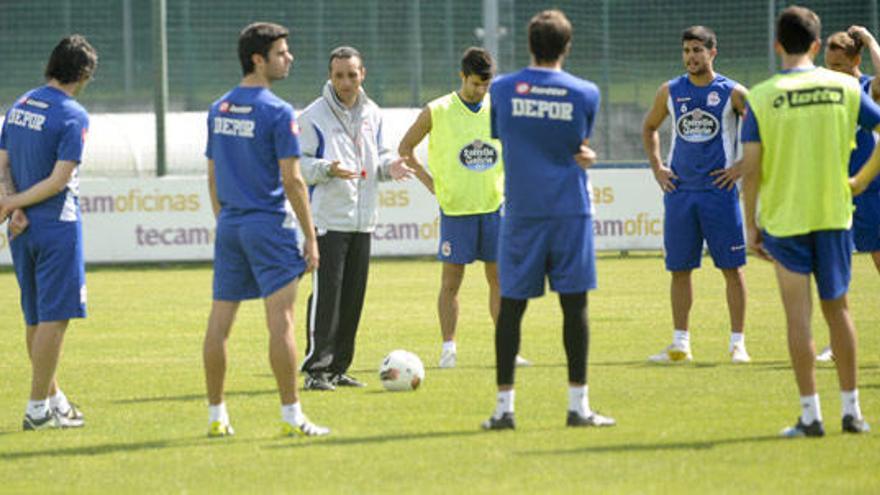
left=527, top=9, right=572, bottom=64
left=460, top=47, right=494, bottom=80
left=776, top=6, right=821, bottom=55
left=238, top=22, right=289, bottom=76
left=827, top=31, right=861, bottom=58
left=682, top=26, right=716, bottom=50
left=328, top=46, right=363, bottom=72
left=44, top=35, right=97, bottom=84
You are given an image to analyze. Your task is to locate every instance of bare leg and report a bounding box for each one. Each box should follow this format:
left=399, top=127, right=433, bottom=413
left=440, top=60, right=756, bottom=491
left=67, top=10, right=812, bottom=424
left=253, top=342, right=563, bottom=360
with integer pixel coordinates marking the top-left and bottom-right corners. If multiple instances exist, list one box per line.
left=820, top=296, right=857, bottom=392
left=438, top=263, right=465, bottom=343
left=27, top=324, right=59, bottom=397
left=872, top=251, right=880, bottom=275
left=773, top=263, right=816, bottom=396
left=484, top=262, right=500, bottom=326
left=721, top=267, right=746, bottom=333
left=670, top=270, right=692, bottom=332
left=204, top=300, right=239, bottom=406
left=29, top=321, right=68, bottom=401
left=264, top=279, right=300, bottom=405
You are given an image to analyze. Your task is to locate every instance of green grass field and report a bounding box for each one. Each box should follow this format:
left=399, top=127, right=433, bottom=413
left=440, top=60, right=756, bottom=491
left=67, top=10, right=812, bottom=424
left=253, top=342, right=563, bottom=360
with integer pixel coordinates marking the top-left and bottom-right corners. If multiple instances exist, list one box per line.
left=1, top=254, right=878, bottom=494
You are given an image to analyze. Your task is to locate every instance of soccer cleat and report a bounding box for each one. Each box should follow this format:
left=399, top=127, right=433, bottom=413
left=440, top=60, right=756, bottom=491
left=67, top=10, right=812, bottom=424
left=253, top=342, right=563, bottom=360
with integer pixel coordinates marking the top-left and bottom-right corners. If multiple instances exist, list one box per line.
left=648, top=342, right=693, bottom=363
left=22, top=410, right=62, bottom=431
left=281, top=418, right=330, bottom=437
left=515, top=355, right=531, bottom=367
left=332, top=373, right=366, bottom=388
left=208, top=420, right=235, bottom=438
left=54, top=402, right=85, bottom=428
left=730, top=343, right=751, bottom=364
left=566, top=410, right=617, bottom=428
left=842, top=415, right=870, bottom=434
left=481, top=412, right=515, bottom=431
left=304, top=372, right=336, bottom=391
left=816, top=346, right=834, bottom=362
left=779, top=417, right=825, bottom=438
left=439, top=349, right=457, bottom=369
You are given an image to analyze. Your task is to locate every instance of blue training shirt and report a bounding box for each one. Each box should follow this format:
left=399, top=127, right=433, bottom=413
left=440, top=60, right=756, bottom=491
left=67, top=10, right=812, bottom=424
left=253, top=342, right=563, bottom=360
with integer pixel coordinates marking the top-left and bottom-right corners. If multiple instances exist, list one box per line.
left=205, top=86, right=301, bottom=220
left=851, top=75, right=880, bottom=193
left=490, top=67, right=600, bottom=218
left=0, top=85, right=88, bottom=224
left=666, top=74, right=740, bottom=191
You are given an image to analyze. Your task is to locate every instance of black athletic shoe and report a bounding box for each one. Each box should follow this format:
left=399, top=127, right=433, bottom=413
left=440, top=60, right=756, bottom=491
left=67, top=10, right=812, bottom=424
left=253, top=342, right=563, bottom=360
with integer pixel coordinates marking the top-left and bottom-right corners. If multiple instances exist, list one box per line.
left=842, top=415, right=871, bottom=434
left=780, top=417, right=825, bottom=438
left=566, top=410, right=616, bottom=428
left=54, top=402, right=85, bottom=428
left=303, top=373, right=336, bottom=391
left=332, top=374, right=366, bottom=388
left=22, top=410, right=62, bottom=431
left=481, top=412, right=515, bottom=431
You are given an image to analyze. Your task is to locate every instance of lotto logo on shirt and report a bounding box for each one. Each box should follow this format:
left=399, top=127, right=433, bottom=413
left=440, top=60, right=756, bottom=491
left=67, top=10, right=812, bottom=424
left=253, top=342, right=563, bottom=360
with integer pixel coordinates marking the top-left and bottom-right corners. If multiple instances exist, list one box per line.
left=458, top=140, right=499, bottom=171
left=676, top=108, right=719, bottom=143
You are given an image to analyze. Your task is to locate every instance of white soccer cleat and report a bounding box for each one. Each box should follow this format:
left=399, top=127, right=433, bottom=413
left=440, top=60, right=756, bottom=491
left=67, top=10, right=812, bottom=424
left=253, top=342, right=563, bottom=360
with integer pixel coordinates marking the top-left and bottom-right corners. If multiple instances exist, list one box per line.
left=816, top=346, right=834, bottom=362
left=514, top=355, right=531, bottom=367
left=281, top=418, right=330, bottom=437
left=730, top=343, right=751, bottom=363
left=439, top=348, right=457, bottom=368
left=648, top=342, right=692, bottom=363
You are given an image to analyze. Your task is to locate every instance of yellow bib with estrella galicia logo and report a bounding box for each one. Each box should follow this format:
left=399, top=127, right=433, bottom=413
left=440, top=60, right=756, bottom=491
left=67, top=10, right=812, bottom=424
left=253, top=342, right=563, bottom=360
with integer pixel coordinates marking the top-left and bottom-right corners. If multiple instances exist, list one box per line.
left=747, top=67, right=861, bottom=236
left=427, top=92, right=504, bottom=215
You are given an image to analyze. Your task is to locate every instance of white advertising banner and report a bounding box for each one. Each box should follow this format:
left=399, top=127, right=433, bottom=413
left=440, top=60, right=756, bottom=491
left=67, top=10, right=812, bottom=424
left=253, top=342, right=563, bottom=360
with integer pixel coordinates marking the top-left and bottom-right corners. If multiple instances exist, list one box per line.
left=0, top=170, right=663, bottom=265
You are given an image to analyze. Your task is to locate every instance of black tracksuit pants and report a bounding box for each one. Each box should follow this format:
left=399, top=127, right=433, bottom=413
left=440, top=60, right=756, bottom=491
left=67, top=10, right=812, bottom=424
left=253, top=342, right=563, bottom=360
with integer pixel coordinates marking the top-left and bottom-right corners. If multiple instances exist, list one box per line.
left=301, top=231, right=371, bottom=375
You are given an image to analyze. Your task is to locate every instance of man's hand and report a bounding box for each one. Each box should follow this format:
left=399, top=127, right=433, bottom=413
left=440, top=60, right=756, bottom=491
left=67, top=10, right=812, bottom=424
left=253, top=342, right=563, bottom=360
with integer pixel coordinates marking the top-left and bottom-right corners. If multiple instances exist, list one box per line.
left=848, top=25, right=876, bottom=47
left=303, top=237, right=320, bottom=273
left=710, top=163, right=742, bottom=190
left=573, top=144, right=597, bottom=170
left=389, top=157, right=414, bottom=181
left=8, top=209, right=28, bottom=239
left=0, top=197, right=14, bottom=222
left=652, top=164, right=678, bottom=192
left=329, top=161, right=359, bottom=180
left=850, top=176, right=867, bottom=196
left=746, top=225, right=772, bottom=262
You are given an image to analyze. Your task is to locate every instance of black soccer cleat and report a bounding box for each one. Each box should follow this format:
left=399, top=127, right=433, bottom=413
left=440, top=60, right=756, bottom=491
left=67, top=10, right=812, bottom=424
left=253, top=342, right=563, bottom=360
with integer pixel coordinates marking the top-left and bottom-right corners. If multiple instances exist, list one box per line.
left=332, top=373, right=366, bottom=388
left=481, top=412, right=515, bottom=431
left=22, top=410, right=62, bottom=431
left=779, top=417, right=825, bottom=438
left=842, top=415, right=870, bottom=434
left=303, top=372, right=336, bottom=391
left=566, top=410, right=617, bottom=428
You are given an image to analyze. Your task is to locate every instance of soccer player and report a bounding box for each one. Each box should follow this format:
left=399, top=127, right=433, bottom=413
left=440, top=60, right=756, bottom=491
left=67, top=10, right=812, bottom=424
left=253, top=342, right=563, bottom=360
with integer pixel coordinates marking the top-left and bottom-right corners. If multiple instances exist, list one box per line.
left=741, top=6, right=880, bottom=437
left=642, top=26, right=751, bottom=364
left=202, top=22, right=328, bottom=437
left=0, top=35, right=95, bottom=431
left=482, top=9, right=615, bottom=430
left=398, top=47, right=529, bottom=369
left=298, top=46, right=412, bottom=391
left=817, top=26, right=880, bottom=363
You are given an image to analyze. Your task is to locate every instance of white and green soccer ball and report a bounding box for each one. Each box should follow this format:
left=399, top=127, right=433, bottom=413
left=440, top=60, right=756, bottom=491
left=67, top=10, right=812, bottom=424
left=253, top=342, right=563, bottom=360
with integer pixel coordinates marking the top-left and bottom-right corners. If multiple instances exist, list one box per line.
left=379, top=350, right=425, bottom=391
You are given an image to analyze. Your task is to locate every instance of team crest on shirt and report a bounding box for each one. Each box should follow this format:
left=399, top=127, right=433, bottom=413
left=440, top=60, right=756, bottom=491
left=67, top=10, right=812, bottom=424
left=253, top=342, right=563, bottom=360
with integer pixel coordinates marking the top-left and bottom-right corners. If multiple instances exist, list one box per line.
left=219, top=101, right=230, bottom=112
left=515, top=82, right=531, bottom=95
left=441, top=241, right=452, bottom=257
left=676, top=108, right=720, bottom=143
left=458, top=140, right=499, bottom=171
left=706, top=91, right=721, bottom=107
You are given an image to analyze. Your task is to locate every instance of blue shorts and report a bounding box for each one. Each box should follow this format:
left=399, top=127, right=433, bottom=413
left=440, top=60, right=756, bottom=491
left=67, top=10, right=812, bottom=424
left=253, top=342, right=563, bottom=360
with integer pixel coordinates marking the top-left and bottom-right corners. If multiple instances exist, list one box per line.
left=852, top=189, right=880, bottom=252
left=10, top=221, right=86, bottom=326
left=213, top=215, right=306, bottom=301
left=763, top=230, right=852, bottom=300
left=499, top=215, right=596, bottom=299
left=663, top=188, right=746, bottom=271
left=438, top=208, right=501, bottom=264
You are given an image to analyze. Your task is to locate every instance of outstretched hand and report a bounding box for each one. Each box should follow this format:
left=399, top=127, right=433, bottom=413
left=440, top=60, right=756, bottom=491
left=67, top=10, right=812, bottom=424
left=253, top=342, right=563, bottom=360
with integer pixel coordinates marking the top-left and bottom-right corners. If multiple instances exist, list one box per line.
left=329, top=161, right=359, bottom=180
left=389, top=157, right=415, bottom=181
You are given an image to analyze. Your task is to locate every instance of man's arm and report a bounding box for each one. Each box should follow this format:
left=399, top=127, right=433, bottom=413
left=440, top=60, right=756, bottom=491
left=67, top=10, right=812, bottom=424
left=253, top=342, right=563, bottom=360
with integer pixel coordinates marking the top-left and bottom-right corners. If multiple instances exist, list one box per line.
left=281, top=156, right=319, bottom=272
left=298, top=118, right=356, bottom=185
left=849, top=26, right=880, bottom=101
left=851, top=122, right=880, bottom=195
left=642, top=83, right=677, bottom=192
left=0, top=149, right=28, bottom=236
left=0, top=160, right=76, bottom=221
left=397, top=106, right=434, bottom=193
left=375, top=118, right=411, bottom=183
left=740, top=142, right=771, bottom=261
left=207, top=159, right=220, bottom=219
left=711, top=84, right=750, bottom=190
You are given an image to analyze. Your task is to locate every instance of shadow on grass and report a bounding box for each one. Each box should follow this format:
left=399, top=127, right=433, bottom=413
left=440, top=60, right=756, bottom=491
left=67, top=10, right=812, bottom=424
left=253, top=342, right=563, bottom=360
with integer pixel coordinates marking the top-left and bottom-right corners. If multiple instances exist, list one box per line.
left=113, top=389, right=277, bottom=404
left=521, top=434, right=784, bottom=456
left=0, top=435, right=238, bottom=460
left=263, top=428, right=486, bottom=450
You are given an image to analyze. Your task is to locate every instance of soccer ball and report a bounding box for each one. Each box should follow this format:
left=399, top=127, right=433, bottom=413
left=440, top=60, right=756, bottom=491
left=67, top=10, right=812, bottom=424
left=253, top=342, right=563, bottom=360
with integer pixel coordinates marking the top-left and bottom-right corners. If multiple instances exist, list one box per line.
left=378, top=350, right=425, bottom=391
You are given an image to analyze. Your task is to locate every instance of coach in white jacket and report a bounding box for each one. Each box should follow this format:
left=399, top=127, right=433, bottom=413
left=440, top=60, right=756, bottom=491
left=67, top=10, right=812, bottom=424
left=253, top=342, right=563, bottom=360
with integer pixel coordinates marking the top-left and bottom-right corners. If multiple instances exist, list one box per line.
left=298, top=46, right=411, bottom=390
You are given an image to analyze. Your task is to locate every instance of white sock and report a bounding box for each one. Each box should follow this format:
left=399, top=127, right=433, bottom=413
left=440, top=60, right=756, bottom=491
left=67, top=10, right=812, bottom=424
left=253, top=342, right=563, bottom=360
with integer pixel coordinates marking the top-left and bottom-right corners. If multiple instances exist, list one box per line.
left=494, top=390, right=514, bottom=419
left=673, top=330, right=690, bottom=346
left=568, top=385, right=590, bottom=416
left=800, top=394, right=822, bottom=424
left=729, top=332, right=744, bottom=351
left=208, top=402, right=228, bottom=424
left=442, top=341, right=456, bottom=353
left=282, top=402, right=305, bottom=426
left=26, top=399, right=50, bottom=418
left=49, top=389, right=70, bottom=413
left=841, top=389, right=862, bottom=419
